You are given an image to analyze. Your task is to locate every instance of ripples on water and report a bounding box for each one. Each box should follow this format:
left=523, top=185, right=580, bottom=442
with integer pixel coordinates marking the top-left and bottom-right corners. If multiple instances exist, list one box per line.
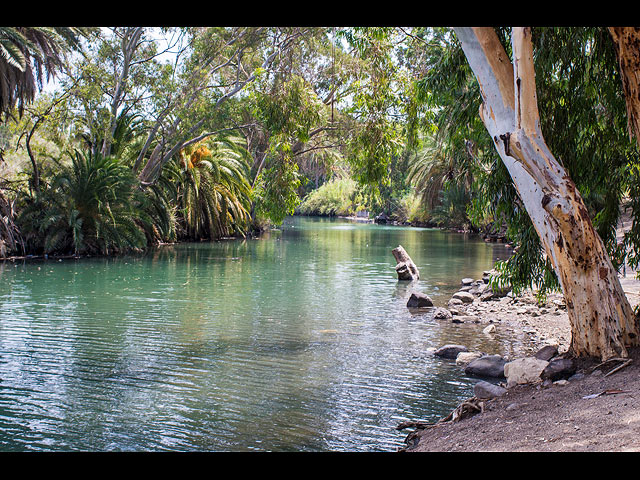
left=0, top=216, right=519, bottom=451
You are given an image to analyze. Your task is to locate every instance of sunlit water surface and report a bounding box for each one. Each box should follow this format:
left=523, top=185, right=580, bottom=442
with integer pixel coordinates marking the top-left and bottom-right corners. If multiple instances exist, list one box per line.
left=0, top=216, right=522, bottom=451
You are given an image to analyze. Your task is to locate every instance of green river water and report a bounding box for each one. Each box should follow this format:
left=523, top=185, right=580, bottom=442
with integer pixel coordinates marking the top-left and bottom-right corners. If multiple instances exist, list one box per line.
left=0, top=216, right=521, bottom=451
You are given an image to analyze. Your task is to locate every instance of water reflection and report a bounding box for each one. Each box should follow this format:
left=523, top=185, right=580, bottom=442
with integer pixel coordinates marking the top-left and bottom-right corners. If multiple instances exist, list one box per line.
left=0, top=216, right=516, bottom=451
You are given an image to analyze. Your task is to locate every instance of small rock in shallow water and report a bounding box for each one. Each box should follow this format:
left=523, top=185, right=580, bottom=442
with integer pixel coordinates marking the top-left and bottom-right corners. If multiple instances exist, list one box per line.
left=456, top=351, right=483, bottom=366
left=432, top=307, right=452, bottom=320
left=483, top=324, right=496, bottom=334
left=465, top=355, right=507, bottom=378
left=452, top=291, right=475, bottom=304
left=434, top=344, right=468, bottom=359
left=406, top=292, right=434, bottom=308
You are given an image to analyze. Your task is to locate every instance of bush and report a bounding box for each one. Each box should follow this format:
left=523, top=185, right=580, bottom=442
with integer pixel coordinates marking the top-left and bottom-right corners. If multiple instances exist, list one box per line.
left=297, top=177, right=360, bottom=216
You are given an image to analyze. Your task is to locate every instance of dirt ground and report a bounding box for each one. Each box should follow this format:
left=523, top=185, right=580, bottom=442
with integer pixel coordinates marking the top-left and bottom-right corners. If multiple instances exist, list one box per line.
left=403, top=257, right=640, bottom=452
left=402, top=275, right=640, bottom=452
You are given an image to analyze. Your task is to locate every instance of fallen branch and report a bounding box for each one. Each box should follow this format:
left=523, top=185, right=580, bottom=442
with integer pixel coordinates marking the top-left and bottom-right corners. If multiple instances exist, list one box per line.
left=582, top=389, right=631, bottom=399
left=590, top=357, right=628, bottom=374
left=604, top=359, right=633, bottom=377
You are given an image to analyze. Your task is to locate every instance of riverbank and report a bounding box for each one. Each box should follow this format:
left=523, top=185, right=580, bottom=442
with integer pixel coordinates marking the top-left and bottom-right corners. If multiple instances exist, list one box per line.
left=400, top=273, right=640, bottom=452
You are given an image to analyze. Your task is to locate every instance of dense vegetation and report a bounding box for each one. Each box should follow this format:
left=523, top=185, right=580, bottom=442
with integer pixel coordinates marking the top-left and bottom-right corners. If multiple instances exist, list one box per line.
left=1, top=26, right=640, bottom=298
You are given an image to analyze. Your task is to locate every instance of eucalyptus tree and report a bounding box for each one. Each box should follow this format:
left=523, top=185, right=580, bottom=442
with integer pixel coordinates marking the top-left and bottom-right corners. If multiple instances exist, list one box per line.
left=452, top=27, right=640, bottom=360
left=337, top=27, right=409, bottom=211
left=60, top=27, right=176, bottom=159
left=133, top=27, right=312, bottom=187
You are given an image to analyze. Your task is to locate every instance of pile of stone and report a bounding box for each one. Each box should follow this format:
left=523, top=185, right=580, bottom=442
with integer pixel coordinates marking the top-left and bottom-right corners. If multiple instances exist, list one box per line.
left=448, top=271, right=512, bottom=307
left=428, top=343, right=578, bottom=400
left=404, top=271, right=511, bottom=312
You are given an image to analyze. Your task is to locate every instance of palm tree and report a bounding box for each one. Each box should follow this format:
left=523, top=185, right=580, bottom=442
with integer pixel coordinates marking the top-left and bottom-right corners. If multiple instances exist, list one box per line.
left=177, top=135, right=252, bottom=240
left=0, top=27, right=88, bottom=118
left=18, top=150, right=148, bottom=255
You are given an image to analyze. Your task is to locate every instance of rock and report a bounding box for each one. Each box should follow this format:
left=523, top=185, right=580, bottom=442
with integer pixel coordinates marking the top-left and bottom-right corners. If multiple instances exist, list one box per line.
left=568, top=372, right=585, bottom=382
left=541, top=358, right=576, bottom=382
left=453, top=315, right=479, bottom=324
left=464, top=355, right=507, bottom=378
left=461, top=278, right=474, bottom=286
left=375, top=212, right=389, bottom=224
left=432, top=307, right=452, bottom=320
left=534, top=345, right=558, bottom=362
left=483, top=324, right=496, bottom=334
left=469, top=283, right=488, bottom=296
left=434, top=344, right=468, bottom=359
left=406, top=292, right=434, bottom=308
left=451, top=291, right=475, bottom=304
left=552, top=299, right=566, bottom=309
left=456, top=351, right=483, bottom=366
left=504, top=357, right=549, bottom=388
left=448, top=298, right=464, bottom=306
left=474, top=380, right=507, bottom=399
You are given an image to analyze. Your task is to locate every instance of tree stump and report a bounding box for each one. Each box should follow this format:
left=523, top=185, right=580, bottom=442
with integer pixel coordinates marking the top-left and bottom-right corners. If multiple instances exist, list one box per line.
left=392, top=245, right=420, bottom=281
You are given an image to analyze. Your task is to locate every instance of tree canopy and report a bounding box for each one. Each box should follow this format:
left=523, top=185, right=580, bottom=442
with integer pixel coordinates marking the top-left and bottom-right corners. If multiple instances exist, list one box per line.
left=2, top=26, right=640, bottom=327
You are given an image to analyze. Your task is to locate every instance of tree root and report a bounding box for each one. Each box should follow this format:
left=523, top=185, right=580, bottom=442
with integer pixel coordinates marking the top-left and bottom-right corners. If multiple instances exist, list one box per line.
left=590, top=357, right=633, bottom=377
left=397, top=397, right=485, bottom=451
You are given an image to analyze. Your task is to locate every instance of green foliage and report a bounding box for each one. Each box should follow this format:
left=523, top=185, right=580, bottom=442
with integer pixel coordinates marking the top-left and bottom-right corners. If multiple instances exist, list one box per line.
left=176, top=135, right=252, bottom=239
left=253, top=151, right=301, bottom=225
left=429, top=183, right=471, bottom=229
left=338, top=28, right=405, bottom=188
left=17, top=150, right=148, bottom=255
left=297, top=177, right=360, bottom=216
left=415, top=26, right=639, bottom=294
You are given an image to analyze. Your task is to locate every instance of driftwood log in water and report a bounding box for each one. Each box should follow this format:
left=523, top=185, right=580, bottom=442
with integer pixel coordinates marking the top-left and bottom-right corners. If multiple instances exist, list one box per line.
left=392, top=245, right=419, bottom=281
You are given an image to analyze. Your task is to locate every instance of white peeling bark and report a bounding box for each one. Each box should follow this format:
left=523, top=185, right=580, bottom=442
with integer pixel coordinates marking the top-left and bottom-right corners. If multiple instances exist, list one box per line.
left=454, top=27, right=640, bottom=360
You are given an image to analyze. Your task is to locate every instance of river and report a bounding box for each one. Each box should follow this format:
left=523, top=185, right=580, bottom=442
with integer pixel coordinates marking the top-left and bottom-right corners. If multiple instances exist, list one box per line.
left=0, top=216, right=517, bottom=451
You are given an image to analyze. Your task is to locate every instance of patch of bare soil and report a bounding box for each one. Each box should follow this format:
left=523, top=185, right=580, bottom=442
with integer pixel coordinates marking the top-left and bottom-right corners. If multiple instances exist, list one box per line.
left=402, top=274, right=640, bottom=452
left=404, top=347, right=640, bottom=452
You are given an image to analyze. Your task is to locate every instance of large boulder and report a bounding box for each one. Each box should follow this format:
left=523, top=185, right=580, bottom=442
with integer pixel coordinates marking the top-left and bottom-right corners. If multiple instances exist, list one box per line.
left=464, top=355, right=507, bottom=378
left=504, top=357, right=549, bottom=387
left=434, top=344, right=468, bottom=359
left=406, top=292, right=434, bottom=308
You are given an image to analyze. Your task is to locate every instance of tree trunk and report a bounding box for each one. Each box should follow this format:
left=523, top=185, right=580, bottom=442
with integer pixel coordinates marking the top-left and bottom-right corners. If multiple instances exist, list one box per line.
left=392, top=245, right=420, bottom=281
left=609, top=27, right=640, bottom=150
left=454, top=27, right=640, bottom=360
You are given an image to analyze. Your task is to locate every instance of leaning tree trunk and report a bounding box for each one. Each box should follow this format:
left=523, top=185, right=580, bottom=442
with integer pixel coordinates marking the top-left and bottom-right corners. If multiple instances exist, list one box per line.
left=392, top=245, right=420, bottom=281
left=453, top=27, right=640, bottom=360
